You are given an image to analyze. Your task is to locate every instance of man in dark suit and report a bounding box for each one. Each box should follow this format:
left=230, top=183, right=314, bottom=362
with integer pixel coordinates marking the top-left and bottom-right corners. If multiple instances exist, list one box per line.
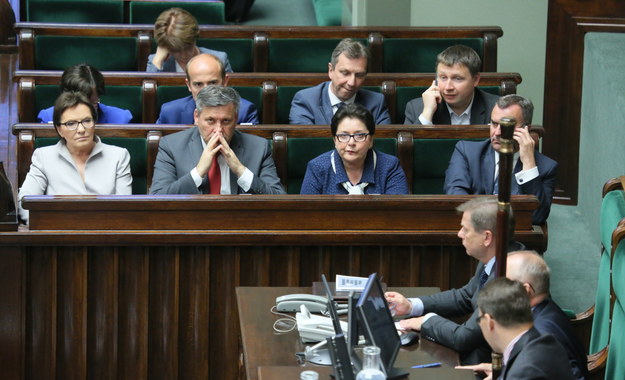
left=404, top=45, right=498, bottom=125
left=507, top=251, right=588, bottom=380
left=444, top=95, right=557, bottom=225
left=156, top=53, right=258, bottom=125
left=150, top=85, right=284, bottom=195
left=385, top=197, right=516, bottom=365
left=458, top=277, right=575, bottom=380
left=289, top=38, right=390, bottom=125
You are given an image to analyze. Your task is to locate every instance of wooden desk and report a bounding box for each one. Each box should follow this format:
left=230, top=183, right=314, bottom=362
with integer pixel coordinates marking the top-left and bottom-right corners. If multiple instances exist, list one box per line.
left=237, top=287, right=474, bottom=380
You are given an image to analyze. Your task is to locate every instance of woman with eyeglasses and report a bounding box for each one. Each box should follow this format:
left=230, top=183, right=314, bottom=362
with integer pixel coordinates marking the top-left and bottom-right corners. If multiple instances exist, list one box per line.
left=37, top=63, right=133, bottom=124
left=18, top=92, right=132, bottom=223
left=300, top=103, right=408, bottom=195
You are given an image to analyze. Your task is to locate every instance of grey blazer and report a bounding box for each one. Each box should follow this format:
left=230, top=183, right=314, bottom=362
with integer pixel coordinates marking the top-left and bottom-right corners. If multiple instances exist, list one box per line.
left=149, top=127, right=285, bottom=195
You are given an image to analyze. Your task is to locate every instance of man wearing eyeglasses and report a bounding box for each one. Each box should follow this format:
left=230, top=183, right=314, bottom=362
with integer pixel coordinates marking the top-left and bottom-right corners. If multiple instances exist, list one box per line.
left=443, top=95, right=558, bottom=225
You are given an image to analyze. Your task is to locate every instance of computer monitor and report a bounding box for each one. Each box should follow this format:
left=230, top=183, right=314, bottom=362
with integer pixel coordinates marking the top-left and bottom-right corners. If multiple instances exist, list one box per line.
left=355, top=273, right=408, bottom=379
left=321, top=274, right=344, bottom=335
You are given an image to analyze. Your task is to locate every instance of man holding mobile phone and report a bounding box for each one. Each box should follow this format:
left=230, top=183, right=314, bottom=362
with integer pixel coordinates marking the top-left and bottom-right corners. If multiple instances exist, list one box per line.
left=443, top=95, right=558, bottom=225
left=404, top=45, right=498, bottom=125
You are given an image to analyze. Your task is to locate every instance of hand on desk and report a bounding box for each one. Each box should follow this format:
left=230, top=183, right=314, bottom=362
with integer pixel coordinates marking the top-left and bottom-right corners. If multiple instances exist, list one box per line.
left=384, top=291, right=412, bottom=316
left=455, top=362, right=492, bottom=380
left=397, top=316, right=425, bottom=331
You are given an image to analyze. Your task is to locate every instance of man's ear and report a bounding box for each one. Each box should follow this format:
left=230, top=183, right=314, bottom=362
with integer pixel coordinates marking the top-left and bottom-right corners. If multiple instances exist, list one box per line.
left=483, top=230, right=494, bottom=247
left=185, top=78, right=192, bottom=93
left=486, top=314, right=496, bottom=331
left=223, top=73, right=230, bottom=86
left=193, top=109, right=199, bottom=125
left=473, top=73, right=481, bottom=87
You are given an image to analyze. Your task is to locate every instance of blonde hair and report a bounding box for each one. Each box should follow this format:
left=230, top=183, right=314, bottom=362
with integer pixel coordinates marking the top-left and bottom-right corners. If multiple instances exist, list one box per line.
left=154, top=8, right=199, bottom=52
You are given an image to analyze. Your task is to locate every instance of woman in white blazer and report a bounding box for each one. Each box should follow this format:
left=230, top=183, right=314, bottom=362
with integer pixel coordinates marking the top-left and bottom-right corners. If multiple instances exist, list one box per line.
left=18, top=91, right=132, bottom=223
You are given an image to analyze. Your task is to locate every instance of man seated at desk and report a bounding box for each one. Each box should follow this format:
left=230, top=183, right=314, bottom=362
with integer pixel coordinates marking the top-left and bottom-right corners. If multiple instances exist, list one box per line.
left=443, top=95, right=558, bottom=225
left=150, top=85, right=285, bottom=195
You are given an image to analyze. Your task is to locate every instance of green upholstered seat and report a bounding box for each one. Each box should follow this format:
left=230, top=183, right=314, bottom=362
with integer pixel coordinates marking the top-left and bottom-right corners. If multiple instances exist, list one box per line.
left=27, top=0, right=123, bottom=23
left=311, top=0, right=342, bottom=26
left=34, top=137, right=148, bottom=195
left=268, top=39, right=355, bottom=72
left=197, top=38, right=253, bottom=72
left=129, top=1, right=225, bottom=24
left=606, top=233, right=625, bottom=378
left=35, top=85, right=142, bottom=123
left=382, top=38, right=483, bottom=73
left=34, top=36, right=138, bottom=71
left=396, top=86, right=500, bottom=124
left=590, top=190, right=625, bottom=354
left=231, top=85, right=263, bottom=120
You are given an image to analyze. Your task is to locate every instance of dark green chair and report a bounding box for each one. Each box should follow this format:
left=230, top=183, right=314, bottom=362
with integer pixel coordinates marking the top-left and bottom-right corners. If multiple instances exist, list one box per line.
left=34, top=36, right=138, bottom=71
left=268, top=39, right=346, bottom=72
left=35, top=137, right=148, bottom=195
left=35, top=85, right=143, bottom=123
left=197, top=38, right=253, bottom=72
left=129, top=1, right=225, bottom=24
left=396, top=85, right=500, bottom=124
left=607, top=221, right=625, bottom=378
left=27, top=0, right=123, bottom=23
left=383, top=38, right=483, bottom=73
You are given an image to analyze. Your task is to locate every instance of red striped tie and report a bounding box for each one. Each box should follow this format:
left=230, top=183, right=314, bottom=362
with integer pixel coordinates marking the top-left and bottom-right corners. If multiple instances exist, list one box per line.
left=208, top=159, right=221, bottom=194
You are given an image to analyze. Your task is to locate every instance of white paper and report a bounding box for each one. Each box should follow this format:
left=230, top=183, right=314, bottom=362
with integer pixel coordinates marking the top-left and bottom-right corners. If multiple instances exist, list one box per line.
left=335, top=274, right=369, bottom=291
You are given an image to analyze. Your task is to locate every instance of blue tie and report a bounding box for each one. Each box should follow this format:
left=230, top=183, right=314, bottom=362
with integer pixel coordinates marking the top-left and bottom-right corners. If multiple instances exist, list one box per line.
left=479, top=267, right=489, bottom=289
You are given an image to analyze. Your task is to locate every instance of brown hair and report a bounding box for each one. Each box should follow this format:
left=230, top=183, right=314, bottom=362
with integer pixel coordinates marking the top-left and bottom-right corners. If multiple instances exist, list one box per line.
left=154, top=8, right=199, bottom=52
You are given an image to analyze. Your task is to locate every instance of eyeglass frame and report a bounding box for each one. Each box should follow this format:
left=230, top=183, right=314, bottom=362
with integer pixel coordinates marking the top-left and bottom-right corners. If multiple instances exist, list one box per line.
left=57, top=117, right=96, bottom=131
left=334, top=132, right=370, bottom=143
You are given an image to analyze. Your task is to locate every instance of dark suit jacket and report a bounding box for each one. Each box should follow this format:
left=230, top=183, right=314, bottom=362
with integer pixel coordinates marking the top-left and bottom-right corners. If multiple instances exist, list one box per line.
left=502, top=327, right=576, bottom=380
left=289, top=81, right=390, bottom=125
left=403, top=88, right=498, bottom=125
left=156, top=95, right=259, bottom=125
left=419, top=262, right=494, bottom=365
left=533, top=299, right=589, bottom=380
left=444, top=139, right=558, bottom=225
left=149, top=127, right=285, bottom=195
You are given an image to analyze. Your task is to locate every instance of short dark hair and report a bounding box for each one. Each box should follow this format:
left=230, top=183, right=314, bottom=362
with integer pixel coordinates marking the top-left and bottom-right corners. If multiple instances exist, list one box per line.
left=478, top=277, right=533, bottom=327
left=195, top=85, right=240, bottom=116
left=59, top=63, right=105, bottom=98
left=53, top=91, right=97, bottom=130
left=330, top=38, right=369, bottom=68
left=436, top=45, right=481, bottom=77
left=330, top=103, right=375, bottom=136
left=496, top=95, right=534, bottom=125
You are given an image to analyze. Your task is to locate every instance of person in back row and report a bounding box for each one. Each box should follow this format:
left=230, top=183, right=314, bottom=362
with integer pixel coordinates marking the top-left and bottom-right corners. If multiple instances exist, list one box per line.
left=300, top=103, right=408, bottom=194
left=156, top=53, right=258, bottom=125
left=147, top=7, right=232, bottom=73
left=404, top=44, right=497, bottom=125
left=289, top=38, right=390, bottom=125
left=38, top=63, right=133, bottom=124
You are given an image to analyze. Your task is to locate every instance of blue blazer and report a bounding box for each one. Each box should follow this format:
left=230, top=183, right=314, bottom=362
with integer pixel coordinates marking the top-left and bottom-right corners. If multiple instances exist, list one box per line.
left=146, top=46, right=233, bottom=73
left=38, top=103, right=133, bottom=124
left=289, top=81, right=391, bottom=125
left=533, top=299, right=589, bottom=380
left=300, top=149, right=408, bottom=194
left=156, top=95, right=259, bottom=125
left=443, top=139, right=558, bottom=225
left=404, top=88, right=498, bottom=125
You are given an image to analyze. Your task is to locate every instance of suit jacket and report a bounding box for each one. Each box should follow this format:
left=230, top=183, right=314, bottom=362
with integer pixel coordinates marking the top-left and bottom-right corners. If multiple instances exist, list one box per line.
left=419, top=262, right=494, bottom=365
left=149, top=127, right=285, bottom=195
left=146, top=46, right=233, bottom=73
left=38, top=103, right=133, bottom=124
left=289, top=81, right=391, bottom=125
left=533, top=299, right=589, bottom=380
left=18, top=137, right=132, bottom=222
left=444, top=139, right=558, bottom=225
left=502, top=327, right=576, bottom=380
left=403, top=88, right=498, bottom=125
left=300, top=149, right=408, bottom=194
left=156, top=95, right=259, bottom=125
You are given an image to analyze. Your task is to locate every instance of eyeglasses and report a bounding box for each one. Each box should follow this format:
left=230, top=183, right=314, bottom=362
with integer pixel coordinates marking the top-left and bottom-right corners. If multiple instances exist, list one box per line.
left=335, top=133, right=369, bottom=143
left=57, top=118, right=95, bottom=131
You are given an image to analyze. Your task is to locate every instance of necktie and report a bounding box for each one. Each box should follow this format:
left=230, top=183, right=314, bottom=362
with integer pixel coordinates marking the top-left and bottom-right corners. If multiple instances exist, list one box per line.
left=208, top=158, right=221, bottom=194
left=493, top=174, right=499, bottom=195
left=479, top=266, right=489, bottom=289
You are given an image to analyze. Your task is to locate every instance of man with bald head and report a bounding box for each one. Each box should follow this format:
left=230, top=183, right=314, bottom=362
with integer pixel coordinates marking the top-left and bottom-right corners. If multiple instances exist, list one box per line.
left=157, top=53, right=259, bottom=124
left=506, top=251, right=588, bottom=380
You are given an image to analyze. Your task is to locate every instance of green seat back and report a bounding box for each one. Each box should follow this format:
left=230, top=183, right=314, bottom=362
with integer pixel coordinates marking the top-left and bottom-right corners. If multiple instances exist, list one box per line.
left=383, top=38, right=483, bottom=73
left=268, top=39, right=351, bottom=72
left=231, top=85, right=263, bottom=120
left=197, top=38, right=253, bottom=72
left=129, top=1, right=225, bottom=24
left=412, top=138, right=481, bottom=194
left=287, top=137, right=334, bottom=194
left=311, top=0, right=342, bottom=26
left=27, top=0, right=123, bottom=23
left=606, top=294, right=625, bottom=380
left=34, top=36, right=138, bottom=71
left=373, top=138, right=397, bottom=156
left=34, top=137, right=147, bottom=195
left=590, top=190, right=625, bottom=354
left=35, top=85, right=142, bottom=123
left=277, top=86, right=306, bottom=124
left=396, top=85, right=500, bottom=124
left=157, top=86, right=190, bottom=112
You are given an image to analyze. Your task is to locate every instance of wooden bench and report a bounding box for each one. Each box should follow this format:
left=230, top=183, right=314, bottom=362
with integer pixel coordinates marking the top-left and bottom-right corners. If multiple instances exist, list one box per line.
left=14, top=71, right=522, bottom=124
left=12, top=123, right=544, bottom=196
left=15, top=23, right=503, bottom=72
